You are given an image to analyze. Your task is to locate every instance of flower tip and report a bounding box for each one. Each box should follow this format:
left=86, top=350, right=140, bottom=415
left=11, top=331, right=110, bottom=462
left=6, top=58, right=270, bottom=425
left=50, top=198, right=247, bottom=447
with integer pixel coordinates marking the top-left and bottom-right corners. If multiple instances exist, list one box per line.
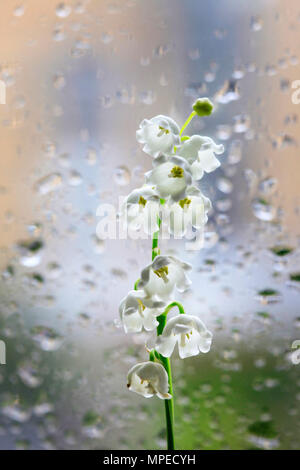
left=193, top=97, right=214, bottom=117
left=163, top=393, right=172, bottom=400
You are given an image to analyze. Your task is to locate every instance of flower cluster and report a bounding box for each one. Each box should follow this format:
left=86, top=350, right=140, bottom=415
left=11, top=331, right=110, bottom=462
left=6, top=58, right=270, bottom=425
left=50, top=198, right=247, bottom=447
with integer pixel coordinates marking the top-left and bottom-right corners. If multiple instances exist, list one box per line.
left=122, top=104, right=223, bottom=238
left=120, top=99, right=223, bottom=402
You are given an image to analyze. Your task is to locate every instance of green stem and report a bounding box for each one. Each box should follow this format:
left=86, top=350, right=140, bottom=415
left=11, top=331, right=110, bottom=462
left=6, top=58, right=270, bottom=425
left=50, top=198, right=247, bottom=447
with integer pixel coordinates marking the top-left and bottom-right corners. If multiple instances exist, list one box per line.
left=151, top=212, right=175, bottom=450
left=152, top=216, right=161, bottom=261
left=157, top=302, right=185, bottom=335
left=149, top=349, right=174, bottom=450
left=149, top=349, right=155, bottom=362
left=179, top=110, right=196, bottom=136
left=150, top=204, right=187, bottom=450
left=160, top=354, right=174, bottom=450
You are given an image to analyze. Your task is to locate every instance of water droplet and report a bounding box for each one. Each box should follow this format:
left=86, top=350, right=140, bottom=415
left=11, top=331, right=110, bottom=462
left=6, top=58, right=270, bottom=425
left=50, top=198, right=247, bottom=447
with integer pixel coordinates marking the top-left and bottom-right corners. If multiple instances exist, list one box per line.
left=35, top=173, right=62, bottom=195
left=258, top=177, right=278, bottom=196
left=17, top=239, right=44, bottom=267
left=217, top=177, right=233, bottom=194
left=256, top=288, right=282, bottom=304
left=188, top=48, right=200, bottom=60
left=2, top=401, right=31, bottom=423
left=56, top=3, right=71, bottom=18
left=250, top=16, right=263, bottom=32
left=101, top=32, right=114, bottom=44
left=53, top=73, right=66, bottom=90
left=270, top=245, right=294, bottom=257
left=68, top=170, right=82, bottom=186
left=31, top=326, right=63, bottom=351
left=113, top=166, right=130, bottom=186
left=13, top=5, right=25, bottom=17
left=215, top=80, right=240, bottom=104
left=18, top=362, right=42, bottom=388
left=233, top=114, right=251, bottom=133
left=53, top=25, right=66, bottom=42
left=47, top=262, right=62, bottom=279
left=228, top=140, right=242, bottom=164
left=216, top=125, right=232, bottom=140
left=252, top=199, right=276, bottom=221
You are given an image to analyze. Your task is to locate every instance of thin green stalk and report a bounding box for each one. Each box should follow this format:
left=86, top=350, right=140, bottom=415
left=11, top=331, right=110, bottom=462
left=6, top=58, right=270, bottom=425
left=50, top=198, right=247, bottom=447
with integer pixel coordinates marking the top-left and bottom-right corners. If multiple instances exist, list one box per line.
left=159, top=354, right=174, bottom=450
left=152, top=217, right=162, bottom=261
left=149, top=349, right=155, bottom=362
left=151, top=213, right=175, bottom=450
left=149, top=349, right=174, bottom=450
left=179, top=110, right=196, bottom=136
left=151, top=203, right=187, bottom=450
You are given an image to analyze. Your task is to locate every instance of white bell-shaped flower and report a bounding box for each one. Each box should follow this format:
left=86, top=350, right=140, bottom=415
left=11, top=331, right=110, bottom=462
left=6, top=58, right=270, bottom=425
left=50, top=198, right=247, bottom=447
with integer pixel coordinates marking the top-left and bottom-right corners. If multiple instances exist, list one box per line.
left=166, top=186, right=212, bottom=237
left=119, top=289, right=166, bottom=333
left=127, top=361, right=172, bottom=399
left=121, top=185, right=161, bottom=235
left=136, top=115, right=180, bottom=158
left=138, top=255, right=192, bottom=301
left=155, top=314, right=212, bottom=359
left=145, top=155, right=192, bottom=202
left=179, top=135, right=224, bottom=180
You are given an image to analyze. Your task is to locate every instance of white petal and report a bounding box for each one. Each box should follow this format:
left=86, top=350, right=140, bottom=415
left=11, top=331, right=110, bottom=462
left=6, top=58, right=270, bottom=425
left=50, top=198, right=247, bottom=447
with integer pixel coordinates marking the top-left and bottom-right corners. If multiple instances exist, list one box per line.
left=191, top=160, right=204, bottom=180
left=198, top=148, right=221, bottom=173
left=122, top=311, right=143, bottom=333
left=136, top=115, right=180, bottom=158
left=190, top=197, right=206, bottom=228
left=146, top=156, right=192, bottom=202
left=142, top=308, right=160, bottom=331
left=139, top=255, right=192, bottom=300
left=178, top=331, right=203, bottom=358
left=179, top=135, right=224, bottom=175
left=168, top=202, right=188, bottom=237
left=155, top=334, right=177, bottom=358
left=127, top=362, right=171, bottom=399
left=155, top=314, right=212, bottom=359
left=129, top=371, right=154, bottom=398
left=143, top=200, right=160, bottom=234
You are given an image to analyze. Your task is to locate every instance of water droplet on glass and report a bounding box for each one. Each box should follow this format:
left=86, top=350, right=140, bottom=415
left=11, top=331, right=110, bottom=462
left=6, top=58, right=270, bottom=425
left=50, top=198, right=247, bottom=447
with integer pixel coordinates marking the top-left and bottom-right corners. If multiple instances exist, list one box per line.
left=31, top=326, right=63, bottom=351
left=252, top=199, right=276, bottom=221
left=250, top=16, right=263, bottom=32
left=258, top=177, right=278, bottom=196
left=13, top=5, right=25, bottom=17
left=217, top=177, right=233, bottom=194
left=17, top=239, right=44, bottom=267
left=35, top=173, right=62, bottom=195
left=56, top=3, right=71, bottom=18
left=114, top=166, right=130, bottom=186
left=215, top=80, right=240, bottom=104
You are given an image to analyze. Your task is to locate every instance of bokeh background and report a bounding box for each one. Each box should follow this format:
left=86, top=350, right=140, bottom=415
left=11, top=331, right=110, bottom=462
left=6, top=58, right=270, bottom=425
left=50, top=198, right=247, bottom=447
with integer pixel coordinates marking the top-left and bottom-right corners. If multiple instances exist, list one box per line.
left=0, top=0, right=300, bottom=450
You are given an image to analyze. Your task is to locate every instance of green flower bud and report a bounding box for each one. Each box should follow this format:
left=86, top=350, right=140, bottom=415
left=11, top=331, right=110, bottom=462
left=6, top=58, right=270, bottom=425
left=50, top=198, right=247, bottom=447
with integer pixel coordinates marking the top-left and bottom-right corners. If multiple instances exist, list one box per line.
left=192, top=97, right=214, bottom=117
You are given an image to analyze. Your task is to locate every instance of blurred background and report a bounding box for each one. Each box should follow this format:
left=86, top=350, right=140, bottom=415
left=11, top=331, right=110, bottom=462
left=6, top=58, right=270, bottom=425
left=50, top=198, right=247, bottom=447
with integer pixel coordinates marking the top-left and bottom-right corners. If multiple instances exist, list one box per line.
left=0, top=0, right=299, bottom=450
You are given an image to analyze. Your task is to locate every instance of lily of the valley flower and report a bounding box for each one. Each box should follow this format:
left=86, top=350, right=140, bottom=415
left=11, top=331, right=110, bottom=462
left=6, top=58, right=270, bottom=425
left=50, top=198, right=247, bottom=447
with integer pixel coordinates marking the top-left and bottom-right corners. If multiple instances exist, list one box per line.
left=119, top=289, right=166, bottom=333
left=155, top=314, right=212, bottom=359
left=138, top=255, right=192, bottom=301
left=145, top=155, right=192, bottom=202
left=127, top=361, right=172, bottom=399
left=166, top=186, right=212, bottom=237
left=121, top=186, right=160, bottom=235
left=179, top=135, right=224, bottom=180
left=136, top=115, right=180, bottom=158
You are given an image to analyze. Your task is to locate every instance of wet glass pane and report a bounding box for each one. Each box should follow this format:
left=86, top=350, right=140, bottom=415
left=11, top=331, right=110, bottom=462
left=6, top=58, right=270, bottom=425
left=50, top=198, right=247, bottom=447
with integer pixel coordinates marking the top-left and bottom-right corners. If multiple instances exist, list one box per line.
left=0, top=0, right=299, bottom=450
